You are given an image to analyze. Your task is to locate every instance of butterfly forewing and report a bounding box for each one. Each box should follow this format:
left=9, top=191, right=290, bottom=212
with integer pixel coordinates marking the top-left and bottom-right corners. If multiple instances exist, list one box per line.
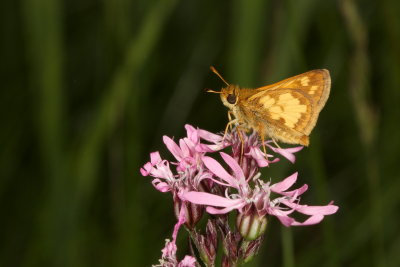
left=253, top=70, right=330, bottom=109
left=243, top=70, right=330, bottom=139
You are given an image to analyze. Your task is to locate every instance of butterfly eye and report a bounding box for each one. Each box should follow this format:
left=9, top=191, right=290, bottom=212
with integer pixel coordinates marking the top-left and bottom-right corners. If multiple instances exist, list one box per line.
left=227, top=94, right=237, bottom=104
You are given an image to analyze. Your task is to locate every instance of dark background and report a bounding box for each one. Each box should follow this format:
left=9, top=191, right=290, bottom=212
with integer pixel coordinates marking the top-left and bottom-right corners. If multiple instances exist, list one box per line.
left=1, top=0, right=400, bottom=266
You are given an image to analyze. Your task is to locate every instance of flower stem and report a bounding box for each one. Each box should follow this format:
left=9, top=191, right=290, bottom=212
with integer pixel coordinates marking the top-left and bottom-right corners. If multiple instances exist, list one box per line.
left=282, top=227, right=294, bottom=267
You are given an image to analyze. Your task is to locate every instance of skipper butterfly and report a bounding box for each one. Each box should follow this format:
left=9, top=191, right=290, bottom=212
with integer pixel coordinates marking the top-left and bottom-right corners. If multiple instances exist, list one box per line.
left=207, top=66, right=331, bottom=153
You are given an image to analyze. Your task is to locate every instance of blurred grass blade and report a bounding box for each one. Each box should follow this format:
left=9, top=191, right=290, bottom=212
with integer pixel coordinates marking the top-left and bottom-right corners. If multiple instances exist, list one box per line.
left=22, top=0, right=67, bottom=265
left=340, top=0, right=385, bottom=266
left=75, top=0, right=179, bottom=212
left=228, top=0, right=268, bottom=85
left=72, top=0, right=179, bottom=265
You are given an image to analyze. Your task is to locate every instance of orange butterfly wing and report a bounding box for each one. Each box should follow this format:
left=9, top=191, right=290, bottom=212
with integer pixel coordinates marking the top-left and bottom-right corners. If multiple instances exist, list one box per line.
left=245, top=70, right=330, bottom=136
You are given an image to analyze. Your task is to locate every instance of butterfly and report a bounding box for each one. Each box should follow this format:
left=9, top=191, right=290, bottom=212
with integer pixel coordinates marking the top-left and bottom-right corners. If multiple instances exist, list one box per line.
left=207, top=66, right=331, bottom=154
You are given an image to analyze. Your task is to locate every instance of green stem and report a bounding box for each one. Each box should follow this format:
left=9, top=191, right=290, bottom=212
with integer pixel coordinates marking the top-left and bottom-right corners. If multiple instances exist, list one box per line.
left=282, top=227, right=294, bottom=267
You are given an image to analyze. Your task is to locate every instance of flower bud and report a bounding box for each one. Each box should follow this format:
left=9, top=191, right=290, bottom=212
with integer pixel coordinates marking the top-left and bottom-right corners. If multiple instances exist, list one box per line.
left=236, top=211, right=267, bottom=241
left=205, top=220, right=218, bottom=257
left=174, top=194, right=204, bottom=229
left=190, top=220, right=217, bottom=266
left=240, top=236, right=264, bottom=263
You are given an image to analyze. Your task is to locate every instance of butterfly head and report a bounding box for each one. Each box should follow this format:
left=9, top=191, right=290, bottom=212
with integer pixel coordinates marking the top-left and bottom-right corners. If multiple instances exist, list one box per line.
left=206, top=66, right=239, bottom=108
left=220, top=85, right=239, bottom=107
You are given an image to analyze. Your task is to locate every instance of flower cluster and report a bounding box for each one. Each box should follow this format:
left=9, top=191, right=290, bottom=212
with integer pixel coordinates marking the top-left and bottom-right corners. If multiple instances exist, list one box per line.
left=141, top=124, right=338, bottom=266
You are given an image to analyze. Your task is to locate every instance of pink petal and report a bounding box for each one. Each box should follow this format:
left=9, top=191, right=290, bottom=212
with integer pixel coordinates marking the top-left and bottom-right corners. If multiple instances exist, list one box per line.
left=271, top=172, right=298, bottom=193
left=184, top=124, right=196, bottom=135
left=163, top=136, right=183, bottom=161
left=247, top=147, right=269, bottom=167
left=178, top=256, right=197, bottom=267
left=267, top=207, right=297, bottom=226
left=291, top=215, right=325, bottom=226
left=152, top=179, right=171, bottom=192
left=161, top=241, right=177, bottom=258
left=207, top=176, right=232, bottom=187
left=270, top=158, right=280, bottom=163
left=297, top=204, right=339, bottom=215
left=150, top=152, right=162, bottom=165
left=140, top=162, right=153, bottom=176
left=183, top=137, right=198, bottom=156
left=220, top=152, right=245, bottom=183
left=268, top=145, right=303, bottom=163
left=280, top=184, right=309, bottom=197
left=184, top=124, right=199, bottom=143
left=196, top=143, right=218, bottom=152
left=271, top=200, right=331, bottom=227
left=197, top=128, right=223, bottom=143
left=202, top=156, right=237, bottom=186
left=284, top=146, right=304, bottom=153
left=182, top=191, right=243, bottom=207
left=282, top=200, right=339, bottom=215
left=275, top=215, right=295, bottom=227
left=196, top=143, right=226, bottom=153
left=179, top=139, right=190, bottom=157
left=206, top=202, right=246, bottom=214
left=148, top=161, right=174, bottom=179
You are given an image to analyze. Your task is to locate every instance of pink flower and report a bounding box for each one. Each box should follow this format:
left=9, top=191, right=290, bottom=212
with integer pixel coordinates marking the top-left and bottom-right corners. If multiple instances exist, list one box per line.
left=140, top=152, right=174, bottom=193
left=178, top=256, right=197, bottom=267
left=162, top=125, right=204, bottom=172
left=221, top=130, right=303, bottom=170
left=140, top=125, right=301, bottom=194
left=182, top=152, right=338, bottom=227
left=265, top=141, right=303, bottom=164
left=141, top=126, right=221, bottom=228
left=155, top=240, right=196, bottom=267
left=141, top=124, right=339, bottom=264
left=140, top=129, right=211, bottom=194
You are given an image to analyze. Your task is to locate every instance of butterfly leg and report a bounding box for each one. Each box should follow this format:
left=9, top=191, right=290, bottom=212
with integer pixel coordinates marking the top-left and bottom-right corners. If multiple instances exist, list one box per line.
left=235, top=126, right=245, bottom=165
left=223, top=118, right=238, bottom=141
left=227, top=111, right=234, bottom=129
left=256, top=124, right=268, bottom=159
left=237, top=127, right=244, bottom=155
left=261, top=134, right=267, bottom=157
left=272, top=138, right=282, bottom=149
left=223, top=111, right=238, bottom=139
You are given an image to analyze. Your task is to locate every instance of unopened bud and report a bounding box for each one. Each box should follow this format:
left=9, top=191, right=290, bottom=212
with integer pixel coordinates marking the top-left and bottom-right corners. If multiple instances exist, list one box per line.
left=188, top=221, right=217, bottom=266
left=222, top=231, right=240, bottom=262
left=236, top=211, right=267, bottom=241
left=205, top=220, right=218, bottom=256
left=240, top=236, right=264, bottom=263
left=174, top=194, right=204, bottom=229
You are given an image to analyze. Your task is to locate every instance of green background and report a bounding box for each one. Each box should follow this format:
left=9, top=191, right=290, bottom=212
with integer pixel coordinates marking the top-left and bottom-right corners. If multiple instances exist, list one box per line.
left=2, top=0, right=400, bottom=266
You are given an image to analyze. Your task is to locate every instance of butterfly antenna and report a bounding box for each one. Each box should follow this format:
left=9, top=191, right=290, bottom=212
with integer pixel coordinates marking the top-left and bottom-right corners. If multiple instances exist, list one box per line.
left=204, top=88, right=222, bottom=94
left=210, top=66, right=229, bottom=86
